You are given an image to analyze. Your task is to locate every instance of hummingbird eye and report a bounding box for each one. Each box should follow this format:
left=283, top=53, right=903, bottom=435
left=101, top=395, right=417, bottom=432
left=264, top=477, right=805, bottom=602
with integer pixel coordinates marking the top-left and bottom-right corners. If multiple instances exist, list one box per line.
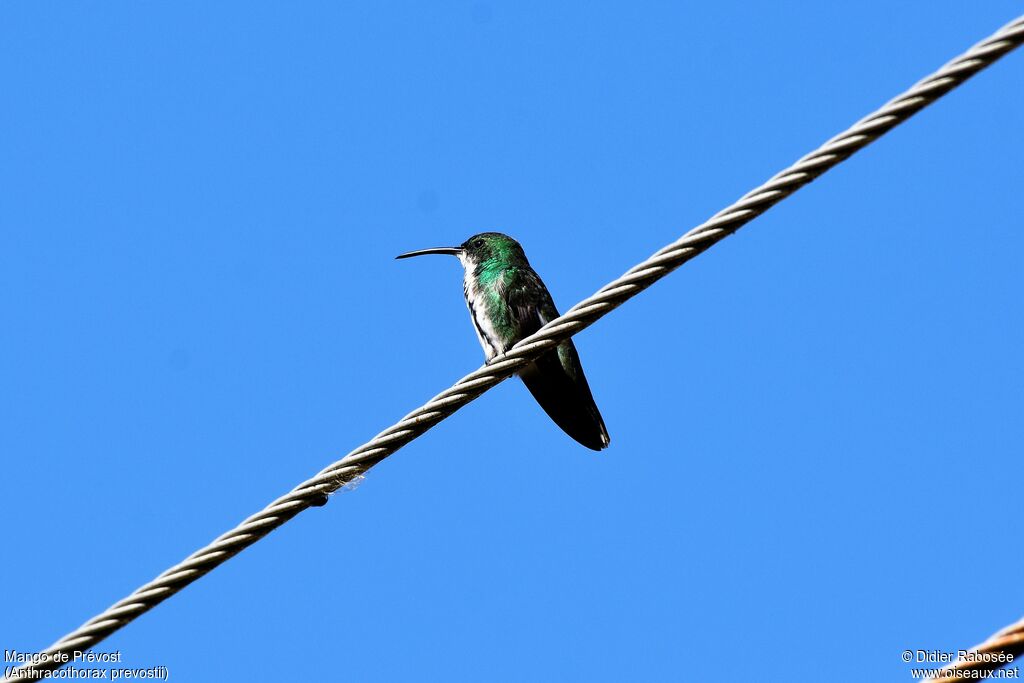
left=472, top=239, right=485, bottom=249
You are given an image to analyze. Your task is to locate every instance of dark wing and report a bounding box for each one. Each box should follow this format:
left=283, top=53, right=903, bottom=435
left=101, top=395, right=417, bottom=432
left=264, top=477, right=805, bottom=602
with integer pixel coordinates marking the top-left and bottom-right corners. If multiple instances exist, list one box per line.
left=507, top=270, right=611, bottom=451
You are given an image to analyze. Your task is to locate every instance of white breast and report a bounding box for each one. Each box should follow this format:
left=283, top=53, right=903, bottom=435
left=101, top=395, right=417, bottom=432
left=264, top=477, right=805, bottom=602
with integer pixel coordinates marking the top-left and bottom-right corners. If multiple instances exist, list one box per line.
left=459, top=255, right=503, bottom=360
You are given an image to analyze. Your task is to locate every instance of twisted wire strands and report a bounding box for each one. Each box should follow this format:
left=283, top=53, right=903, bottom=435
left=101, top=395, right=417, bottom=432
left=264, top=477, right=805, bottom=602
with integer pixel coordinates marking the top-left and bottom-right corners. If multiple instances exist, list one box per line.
left=929, top=618, right=1024, bottom=680
left=7, top=14, right=1024, bottom=682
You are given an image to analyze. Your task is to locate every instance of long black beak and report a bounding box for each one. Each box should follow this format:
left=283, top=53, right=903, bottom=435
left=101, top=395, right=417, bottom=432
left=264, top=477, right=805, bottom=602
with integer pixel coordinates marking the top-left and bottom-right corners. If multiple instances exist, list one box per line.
left=395, top=247, right=462, bottom=259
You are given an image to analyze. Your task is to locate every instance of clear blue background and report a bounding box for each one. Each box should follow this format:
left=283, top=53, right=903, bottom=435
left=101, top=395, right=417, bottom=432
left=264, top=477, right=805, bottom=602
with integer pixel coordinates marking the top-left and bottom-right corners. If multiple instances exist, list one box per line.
left=3, top=2, right=1022, bottom=680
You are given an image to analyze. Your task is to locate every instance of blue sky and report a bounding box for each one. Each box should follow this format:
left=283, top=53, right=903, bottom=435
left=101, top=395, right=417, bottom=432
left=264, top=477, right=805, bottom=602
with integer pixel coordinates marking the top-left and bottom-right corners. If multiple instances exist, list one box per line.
left=2, top=2, right=1023, bottom=680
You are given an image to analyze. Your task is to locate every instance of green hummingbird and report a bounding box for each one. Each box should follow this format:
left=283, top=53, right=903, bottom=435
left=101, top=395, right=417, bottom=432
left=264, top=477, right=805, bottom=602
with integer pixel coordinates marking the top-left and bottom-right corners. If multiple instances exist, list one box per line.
left=397, top=232, right=611, bottom=451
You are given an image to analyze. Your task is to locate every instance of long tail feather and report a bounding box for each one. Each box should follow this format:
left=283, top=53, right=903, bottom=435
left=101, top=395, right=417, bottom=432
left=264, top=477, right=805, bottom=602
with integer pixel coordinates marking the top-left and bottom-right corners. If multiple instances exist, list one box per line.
left=518, top=342, right=610, bottom=451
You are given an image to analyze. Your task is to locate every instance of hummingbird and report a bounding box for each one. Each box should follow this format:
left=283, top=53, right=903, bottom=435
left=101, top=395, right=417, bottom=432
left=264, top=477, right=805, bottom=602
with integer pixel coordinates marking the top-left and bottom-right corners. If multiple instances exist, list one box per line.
left=397, top=232, right=611, bottom=451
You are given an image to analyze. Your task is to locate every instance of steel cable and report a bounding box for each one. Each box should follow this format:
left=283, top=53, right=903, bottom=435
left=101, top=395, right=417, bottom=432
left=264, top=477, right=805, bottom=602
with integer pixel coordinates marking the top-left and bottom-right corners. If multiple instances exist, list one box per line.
left=6, top=14, right=1023, bottom=681
left=926, top=617, right=1024, bottom=680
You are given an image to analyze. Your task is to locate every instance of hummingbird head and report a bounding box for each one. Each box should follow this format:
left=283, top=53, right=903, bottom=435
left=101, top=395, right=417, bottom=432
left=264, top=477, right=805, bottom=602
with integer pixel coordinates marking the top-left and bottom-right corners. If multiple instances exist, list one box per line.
left=396, top=232, right=528, bottom=272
